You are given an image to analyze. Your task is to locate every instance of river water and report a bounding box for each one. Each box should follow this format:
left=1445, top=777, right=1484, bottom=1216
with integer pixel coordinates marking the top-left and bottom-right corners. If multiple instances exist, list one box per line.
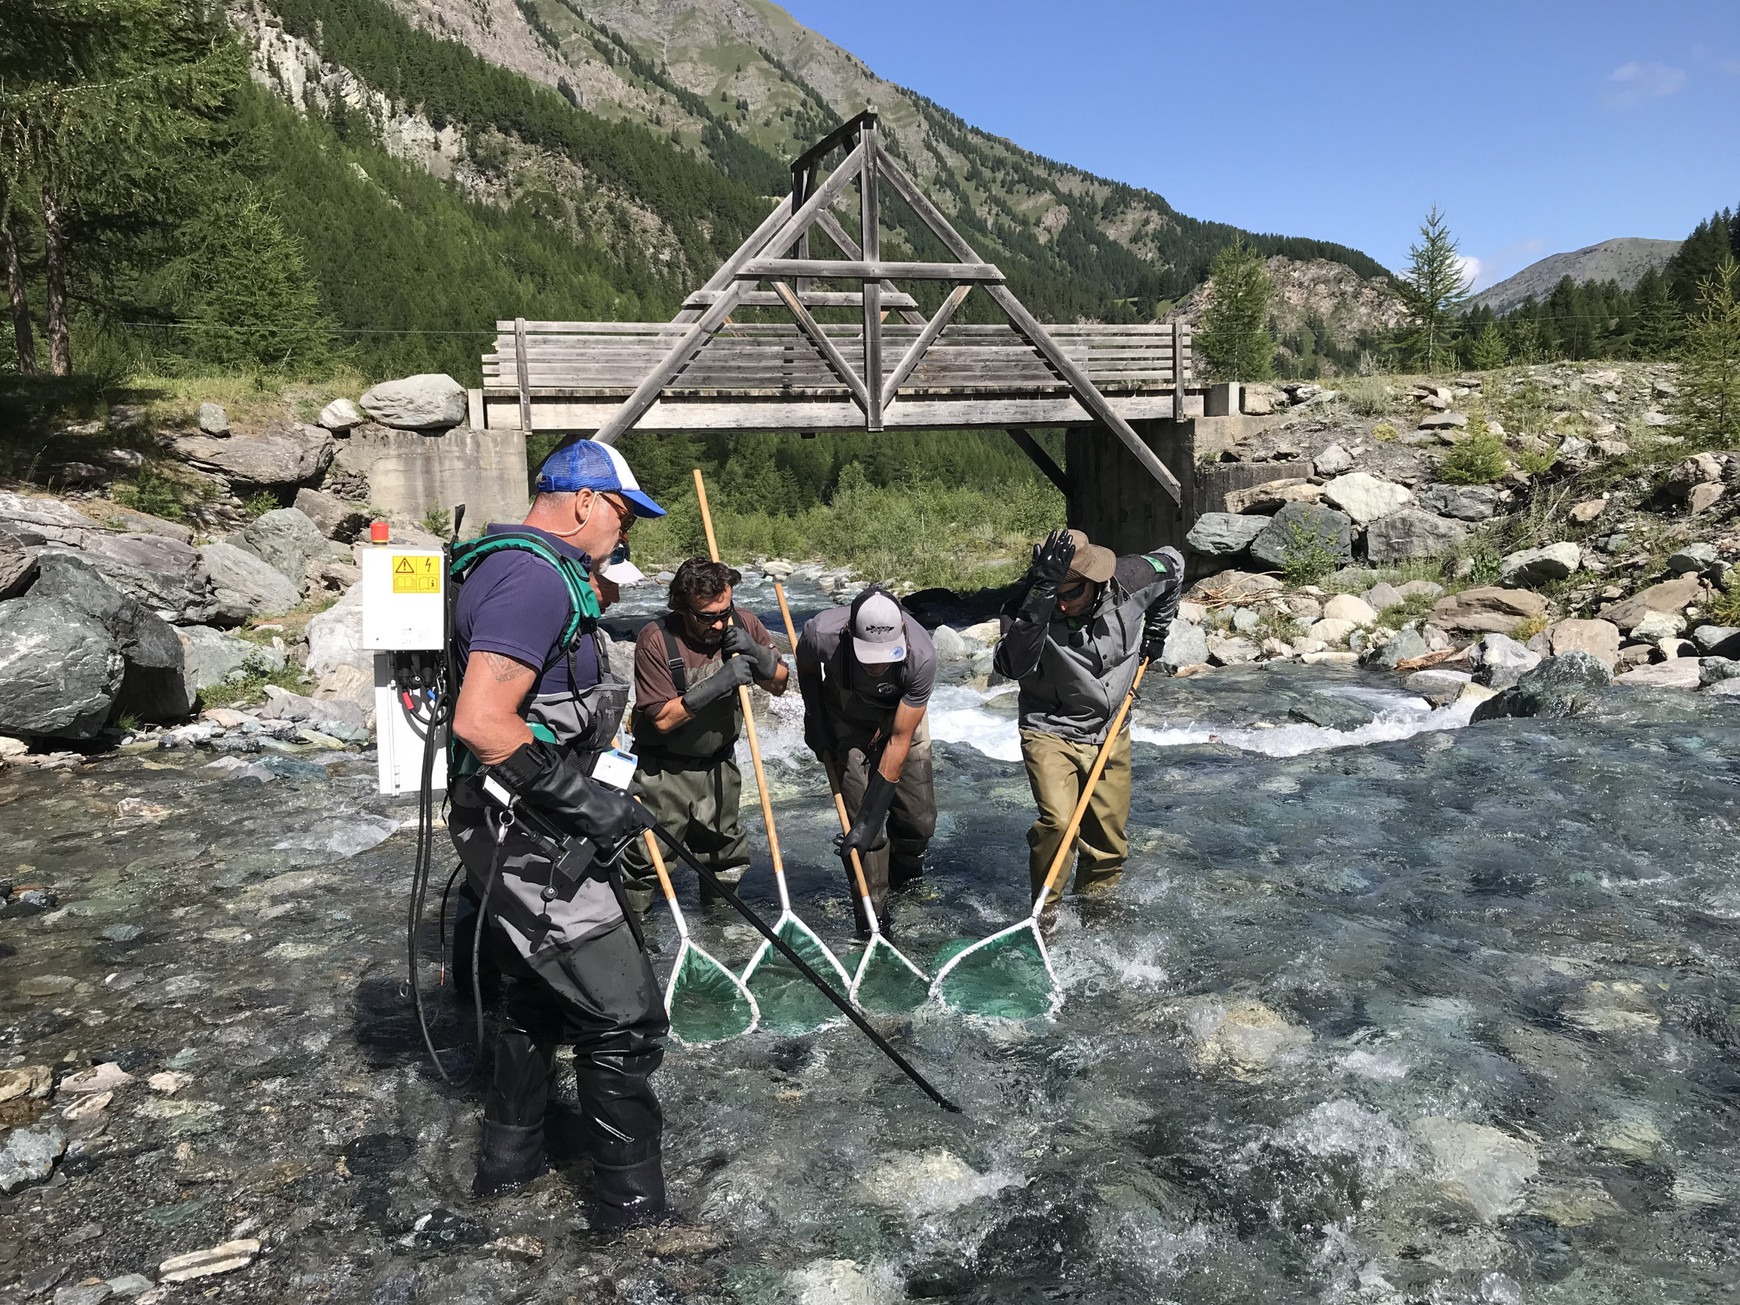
left=2, top=576, right=1737, bottom=1303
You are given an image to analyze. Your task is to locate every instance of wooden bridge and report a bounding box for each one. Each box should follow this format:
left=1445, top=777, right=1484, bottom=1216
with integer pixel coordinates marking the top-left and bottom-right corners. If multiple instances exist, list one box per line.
left=476, top=111, right=1220, bottom=509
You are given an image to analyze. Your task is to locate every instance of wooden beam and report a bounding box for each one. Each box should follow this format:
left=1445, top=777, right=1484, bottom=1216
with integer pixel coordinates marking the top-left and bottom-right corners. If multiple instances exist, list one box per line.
left=514, top=317, right=531, bottom=433
left=880, top=283, right=971, bottom=407
left=1007, top=426, right=1071, bottom=496
left=769, top=281, right=869, bottom=414
left=859, top=122, right=883, bottom=432
left=738, top=259, right=1003, bottom=282
left=684, top=289, right=918, bottom=310
left=877, top=154, right=1183, bottom=505
left=812, top=210, right=928, bottom=327
left=671, top=194, right=794, bottom=325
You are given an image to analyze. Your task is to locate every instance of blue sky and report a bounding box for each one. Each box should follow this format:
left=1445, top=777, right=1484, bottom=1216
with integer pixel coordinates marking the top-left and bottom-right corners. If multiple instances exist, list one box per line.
left=779, top=0, right=1740, bottom=288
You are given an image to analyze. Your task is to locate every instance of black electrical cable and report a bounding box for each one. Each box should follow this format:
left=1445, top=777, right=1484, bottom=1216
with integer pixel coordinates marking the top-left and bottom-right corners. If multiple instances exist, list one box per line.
left=407, top=654, right=459, bottom=1084
left=436, top=861, right=464, bottom=986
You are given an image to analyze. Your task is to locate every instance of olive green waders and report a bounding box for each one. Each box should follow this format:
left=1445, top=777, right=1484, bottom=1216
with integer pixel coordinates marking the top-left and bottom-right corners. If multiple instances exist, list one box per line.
left=618, top=750, right=749, bottom=921
left=1020, top=724, right=1132, bottom=907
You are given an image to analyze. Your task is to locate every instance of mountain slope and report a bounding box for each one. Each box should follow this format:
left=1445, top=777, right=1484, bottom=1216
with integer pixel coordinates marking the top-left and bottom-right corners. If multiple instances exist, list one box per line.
left=244, top=0, right=1385, bottom=329
left=1473, top=238, right=1681, bottom=316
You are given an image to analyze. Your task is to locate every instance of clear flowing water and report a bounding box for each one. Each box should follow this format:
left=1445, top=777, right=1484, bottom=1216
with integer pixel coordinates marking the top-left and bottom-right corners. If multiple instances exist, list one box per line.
left=3, top=575, right=1739, bottom=1303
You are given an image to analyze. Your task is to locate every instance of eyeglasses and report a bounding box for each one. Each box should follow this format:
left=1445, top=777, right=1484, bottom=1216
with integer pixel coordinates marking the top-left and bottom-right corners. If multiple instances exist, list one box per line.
left=592, top=491, right=635, bottom=533
left=686, top=604, right=735, bottom=628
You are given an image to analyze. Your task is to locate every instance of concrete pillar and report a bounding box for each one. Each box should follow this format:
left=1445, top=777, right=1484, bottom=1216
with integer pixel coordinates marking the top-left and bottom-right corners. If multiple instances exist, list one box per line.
left=330, top=425, right=529, bottom=530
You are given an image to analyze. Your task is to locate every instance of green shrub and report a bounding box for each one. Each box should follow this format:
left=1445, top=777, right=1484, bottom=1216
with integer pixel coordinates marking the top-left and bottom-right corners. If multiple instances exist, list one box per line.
left=111, top=465, right=188, bottom=521
left=1278, top=518, right=1342, bottom=586
left=1438, top=412, right=1510, bottom=484
left=1371, top=422, right=1399, bottom=442
left=421, top=505, right=452, bottom=537
left=243, top=490, right=279, bottom=518
left=199, top=664, right=310, bottom=710
left=1711, top=568, right=1740, bottom=627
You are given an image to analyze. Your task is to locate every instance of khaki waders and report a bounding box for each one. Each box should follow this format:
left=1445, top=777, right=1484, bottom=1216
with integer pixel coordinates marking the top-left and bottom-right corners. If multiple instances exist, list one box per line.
left=1020, top=724, right=1132, bottom=907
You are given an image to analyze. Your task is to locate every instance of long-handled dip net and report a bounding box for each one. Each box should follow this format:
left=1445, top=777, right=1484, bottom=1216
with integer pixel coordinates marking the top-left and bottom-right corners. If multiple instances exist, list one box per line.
left=692, top=470, right=851, bottom=1033
left=771, top=583, right=930, bottom=1014
left=931, top=658, right=1150, bottom=1019
left=642, top=829, right=759, bottom=1043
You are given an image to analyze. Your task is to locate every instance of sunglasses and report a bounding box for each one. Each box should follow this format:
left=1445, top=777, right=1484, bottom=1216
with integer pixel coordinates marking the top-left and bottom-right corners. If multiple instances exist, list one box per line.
left=686, top=604, right=735, bottom=628
left=591, top=491, right=635, bottom=532
left=1057, top=580, right=1091, bottom=602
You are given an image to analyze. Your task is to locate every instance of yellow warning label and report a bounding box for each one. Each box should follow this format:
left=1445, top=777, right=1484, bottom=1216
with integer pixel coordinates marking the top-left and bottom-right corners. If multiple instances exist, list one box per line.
left=391, top=554, right=441, bottom=594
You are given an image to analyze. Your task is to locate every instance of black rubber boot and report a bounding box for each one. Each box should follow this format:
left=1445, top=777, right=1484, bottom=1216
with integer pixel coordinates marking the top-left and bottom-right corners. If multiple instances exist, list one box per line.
left=591, top=1150, right=667, bottom=1231
left=888, top=851, right=926, bottom=892
left=473, top=1120, right=546, bottom=1197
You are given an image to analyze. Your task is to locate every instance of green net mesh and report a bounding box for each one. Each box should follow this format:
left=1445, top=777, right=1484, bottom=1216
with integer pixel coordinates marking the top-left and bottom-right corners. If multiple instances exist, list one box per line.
left=931, top=927, right=1055, bottom=1019
left=851, top=939, right=930, bottom=1015
left=744, top=919, right=848, bottom=1035
left=667, top=944, right=757, bottom=1044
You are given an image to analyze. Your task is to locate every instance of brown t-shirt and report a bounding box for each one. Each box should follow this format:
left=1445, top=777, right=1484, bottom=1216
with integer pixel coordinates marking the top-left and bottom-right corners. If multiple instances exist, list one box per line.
left=633, top=607, right=778, bottom=711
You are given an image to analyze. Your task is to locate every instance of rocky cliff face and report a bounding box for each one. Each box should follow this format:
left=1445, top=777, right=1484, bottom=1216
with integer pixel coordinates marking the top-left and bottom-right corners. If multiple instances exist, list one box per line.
left=1166, top=256, right=1407, bottom=358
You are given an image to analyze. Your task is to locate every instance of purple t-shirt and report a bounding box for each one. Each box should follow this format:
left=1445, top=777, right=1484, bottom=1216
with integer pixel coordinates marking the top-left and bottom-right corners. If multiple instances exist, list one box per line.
left=454, top=525, right=598, bottom=696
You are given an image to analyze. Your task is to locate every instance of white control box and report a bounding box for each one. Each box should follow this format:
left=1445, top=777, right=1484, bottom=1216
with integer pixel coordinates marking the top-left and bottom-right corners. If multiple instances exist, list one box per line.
left=375, top=653, right=447, bottom=795
left=360, top=546, right=445, bottom=651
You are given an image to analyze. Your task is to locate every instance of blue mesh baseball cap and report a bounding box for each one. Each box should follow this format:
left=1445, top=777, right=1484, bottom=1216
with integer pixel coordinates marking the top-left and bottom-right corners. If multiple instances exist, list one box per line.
left=535, top=440, right=666, bottom=517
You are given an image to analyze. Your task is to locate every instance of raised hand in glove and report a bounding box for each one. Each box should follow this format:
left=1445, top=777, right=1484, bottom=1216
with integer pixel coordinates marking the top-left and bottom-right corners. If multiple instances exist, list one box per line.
left=1019, top=528, right=1076, bottom=623
left=680, top=654, right=755, bottom=715
left=723, top=624, right=781, bottom=680
left=835, top=769, right=896, bottom=869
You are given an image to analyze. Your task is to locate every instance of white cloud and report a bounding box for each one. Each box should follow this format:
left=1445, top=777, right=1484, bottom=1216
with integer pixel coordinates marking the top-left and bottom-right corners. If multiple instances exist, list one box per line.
left=1468, top=239, right=1546, bottom=292
left=1455, top=255, right=1482, bottom=289
left=1606, top=61, right=1688, bottom=105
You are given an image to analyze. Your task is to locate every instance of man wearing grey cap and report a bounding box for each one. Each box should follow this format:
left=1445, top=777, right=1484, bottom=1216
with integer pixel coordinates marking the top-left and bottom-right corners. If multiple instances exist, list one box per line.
left=995, top=528, right=1184, bottom=906
left=796, top=586, right=937, bottom=934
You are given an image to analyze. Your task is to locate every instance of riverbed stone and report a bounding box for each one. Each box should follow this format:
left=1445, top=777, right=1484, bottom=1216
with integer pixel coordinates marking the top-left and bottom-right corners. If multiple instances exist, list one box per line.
left=316, top=397, right=363, bottom=432
left=1406, top=668, right=1472, bottom=705
left=1306, top=618, right=1357, bottom=645
left=1472, top=651, right=1613, bottom=721
left=1698, top=657, right=1740, bottom=686
left=157, top=1239, right=260, bottom=1284
left=1186, top=570, right=1283, bottom=603
left=293, top=488, right=371, bottom=543
left=1418, top=483, right=1501, bottom=522
left=1176, top=997, right=1311, bottom=1079
left=1287, top=694, right=1375, bottom=729
left=1323, top=472, right=1412, bottom=526
left=1322, top=593, right=1378, bottom=624
left=360, top=374, right=467, bottom=430
left=931, top=624, right=968, bottom=662
left=1185, top=512, right=1270, bottom=556
left=257, top=684, right=368, bottom=730
left=1547, top=619, right=1621, bottom=669
left=198, top=541, right=300, bottom=626
left=1431, top=586, right=1547, bottom=636
left=240, top=508, right=336, bottom=586
left=787, top=1258, right=895, bottom=1305
left=1365, top=508, right=1468, bottom=563
left=1159, top=621, right=1209, bottom=673
left=1601, top=577, right=1704, bottom=632
left=1614, top=659, right=1702, bottom=688
left=1206, top=635, right=1260, bottom=665
left=1500, top=542, right=1581, bottom=588
left=1473, top=633, right=1541, bottom=690
left=197, top=402, right=229, bottom=436
left=0, top=1122, right=66, bottom=1193
left=1691, top=625, right=1740, bottom=658
left=1368, top=626, right=1430, bottom=669
left=0, top=598, right=126, bottom=739
left=304, top=585, right=368, bottom=681
left=1224, top=479, right=1324, bottom=515
left=1413, top=1117, right=1538, bottom=1221
left=1249, top=503, right=1354, bottom=572
left=1630, top=609, right=1687, bottom=645
left=1664, top=542, right=1722, bottom=577
left=73, top=533, right=217, bottom=625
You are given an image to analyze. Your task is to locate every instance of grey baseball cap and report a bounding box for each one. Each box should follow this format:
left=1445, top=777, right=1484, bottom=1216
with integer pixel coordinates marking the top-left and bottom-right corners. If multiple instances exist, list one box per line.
left=849, top=589, right=906, bottom=665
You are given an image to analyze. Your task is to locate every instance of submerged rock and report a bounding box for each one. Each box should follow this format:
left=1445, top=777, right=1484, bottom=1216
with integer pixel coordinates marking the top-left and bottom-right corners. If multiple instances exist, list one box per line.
left=0, top=1121, right=66, bottom=1193
left=787, top=1258, right=897, bottom=1305
left=858, top=1149, right=1018, bottom=1215
left=1413, top=1117, right=1538, bottom=1220
left=1472, top=651, right=1613, bottom=722
left=157, top=1239, right=260, bottom=1283
left=1175, top=996, right=1311, bottom=1079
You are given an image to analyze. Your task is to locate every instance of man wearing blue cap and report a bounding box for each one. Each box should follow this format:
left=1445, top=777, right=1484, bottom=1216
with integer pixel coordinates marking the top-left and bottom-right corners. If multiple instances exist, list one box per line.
left=446, top=438, right=672, bottom=1227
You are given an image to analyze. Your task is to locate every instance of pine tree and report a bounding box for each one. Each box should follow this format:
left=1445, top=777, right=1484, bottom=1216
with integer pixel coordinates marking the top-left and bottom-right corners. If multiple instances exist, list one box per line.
left=1195, top=236, right=1273, bottom=382
left=1672, top=257, right=1740, bottom=450
left=1667, top=209, right=1738, bottom=308
left=1398, top=206, right=1472, bottom=373
left=1469, top=320, right=1507, bottom=370
left=1631, top=267, right=1682, bottom=359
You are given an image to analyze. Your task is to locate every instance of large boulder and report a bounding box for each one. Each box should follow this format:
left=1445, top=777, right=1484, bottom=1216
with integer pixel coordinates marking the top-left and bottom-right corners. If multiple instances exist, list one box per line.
left=1322, top=593, right=1378, bottom=624
left=1223, top=479, right=1324, bottom=515
left=1249, top=502, right=1353, bottom=572
left=0, top=597, right=126, bottom=738
left=1417, top=483, right=1500, bottom=522
left=360, top=374, right=467, bottom=430
left=1368, top=626, right=1429, bottom=670
left=1471, top=651, right=1613, bottom=722
left=240, top=507, right=337, bottom=586
left=1366, top=508, right=1468, bottom=563
left=1, top=543, right=37, bottom=598
left=1185, top=512, right=1270, bottom=557
left=293, top=488, right=371, bottom=543
left=1547, top=619, right=1621, bottom=669
left=1691, top=625, right=1740, bottom=659
left=1499, top=542, right=1581, bottom=588
left=305, top=585, right=369, bottom=680
left=1614, top=660, right=1702, bottom=689
left=69, top=533, right=217, bottom=625
left=178, top=626, right=274, bottom=693
left=1470, top=632, right=1541, bottom=690
left=1323, top=472, right=1412, bottom=526
left=317, top=397, right=363, bottom=432
left=174, top=423, right=335, bottom=489
left=1158, top=620, right=1209, bottom=673
left=31, top=553, right=191, bottom=720
left=1600, top=577, right=1704, bottom=632
left=1430, top=586, right=1547, bottom=636
left=198, top=541, right=302, bottom=627
left=1186, top=570, right=1283, bottom=603
left=0, top=491, right=101, bottom=547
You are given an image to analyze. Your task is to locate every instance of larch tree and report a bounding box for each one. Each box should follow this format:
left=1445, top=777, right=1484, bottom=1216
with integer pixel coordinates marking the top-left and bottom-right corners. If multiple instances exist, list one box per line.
left=1399, top=206, right=1472, bottom=374
left=1195, top=236, right=1274, bottom=382
left=1672, top=257, right=1740, bottom=450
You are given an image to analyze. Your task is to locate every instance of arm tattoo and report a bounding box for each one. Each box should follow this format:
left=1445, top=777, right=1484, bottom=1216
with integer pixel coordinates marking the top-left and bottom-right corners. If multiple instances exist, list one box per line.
left=479, top=651, right=536, bottom=684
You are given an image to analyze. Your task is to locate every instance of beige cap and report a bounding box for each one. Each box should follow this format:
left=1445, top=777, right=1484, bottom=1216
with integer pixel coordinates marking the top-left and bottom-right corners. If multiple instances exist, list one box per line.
left=1064, top=529, right=1116, bottom=583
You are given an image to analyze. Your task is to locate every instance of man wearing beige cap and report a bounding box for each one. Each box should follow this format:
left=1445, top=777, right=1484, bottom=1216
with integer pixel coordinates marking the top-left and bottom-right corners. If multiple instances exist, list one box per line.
left=995, top=528, right=1184, bottom=905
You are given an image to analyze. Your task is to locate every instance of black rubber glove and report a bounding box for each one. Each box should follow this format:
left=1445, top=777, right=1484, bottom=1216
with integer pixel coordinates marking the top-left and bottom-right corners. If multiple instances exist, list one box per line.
left=1018, top=528, right=1076, bottom=623
left=491, top=739, right=652, bottom=850
left=835, top=769, right=897, bottom=867
left=680, top=655, right=754, bottom=714
left=724, top=625, right=780, bottom=680
left=1141, top=615, right=1171, bottom=663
